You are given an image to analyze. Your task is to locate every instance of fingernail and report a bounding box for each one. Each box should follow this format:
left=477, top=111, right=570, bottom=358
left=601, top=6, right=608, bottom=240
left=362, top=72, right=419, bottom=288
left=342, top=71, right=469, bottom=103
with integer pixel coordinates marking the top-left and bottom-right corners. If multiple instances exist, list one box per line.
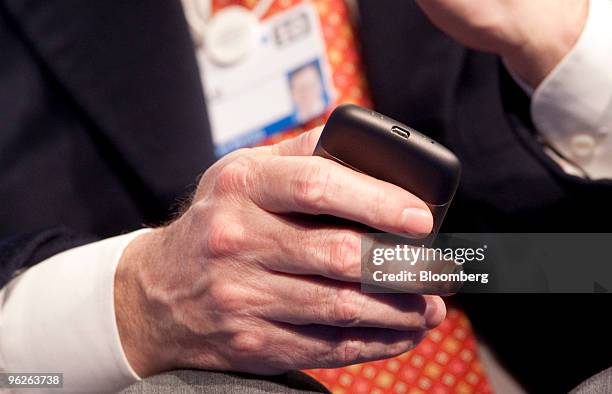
left=424, top=297, right=446, bottom=329
left=401, top=207, right=433, bottom=236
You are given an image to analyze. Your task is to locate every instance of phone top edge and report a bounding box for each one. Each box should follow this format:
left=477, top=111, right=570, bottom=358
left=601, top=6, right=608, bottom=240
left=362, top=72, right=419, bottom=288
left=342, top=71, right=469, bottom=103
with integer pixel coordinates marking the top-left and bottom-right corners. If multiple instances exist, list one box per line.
left=317, top=104, right=461, bottom=206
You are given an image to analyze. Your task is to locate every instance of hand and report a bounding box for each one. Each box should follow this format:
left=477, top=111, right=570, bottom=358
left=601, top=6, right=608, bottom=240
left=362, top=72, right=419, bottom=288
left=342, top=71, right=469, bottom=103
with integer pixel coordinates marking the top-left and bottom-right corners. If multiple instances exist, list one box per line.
left=415, top=0, right=589, bottom=87
left=114, top=127, right=446, bottom=377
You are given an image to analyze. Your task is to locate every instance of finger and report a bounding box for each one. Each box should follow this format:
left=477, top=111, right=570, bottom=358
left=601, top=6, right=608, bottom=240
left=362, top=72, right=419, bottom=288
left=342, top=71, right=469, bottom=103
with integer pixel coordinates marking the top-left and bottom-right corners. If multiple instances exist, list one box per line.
left=270, top=126, right=324, bottom=156
left=257, top=214, right=459, bottom=295
left=256, top=213, right=365, bottom=281
left=258, top=323, right=426, bottom=371
left=258, top=274, right=446, bottom=331
left=248, top=155, right=433, bottom=236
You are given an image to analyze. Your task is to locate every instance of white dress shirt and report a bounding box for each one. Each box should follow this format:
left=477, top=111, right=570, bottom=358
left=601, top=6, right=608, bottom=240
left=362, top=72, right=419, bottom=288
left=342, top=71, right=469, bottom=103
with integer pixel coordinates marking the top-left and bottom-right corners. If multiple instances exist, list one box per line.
left=530, top=0, right=612, bottom=179
left=1, top=0, right=611, bottom=392
left=0, top=231, right=146, bottom=393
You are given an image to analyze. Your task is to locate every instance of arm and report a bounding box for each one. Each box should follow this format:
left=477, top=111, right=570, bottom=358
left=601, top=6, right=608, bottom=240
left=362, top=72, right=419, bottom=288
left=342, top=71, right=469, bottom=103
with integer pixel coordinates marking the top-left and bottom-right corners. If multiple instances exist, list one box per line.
left=414, top=0, right=589, bottom=89
left=3, top=128, right=447, bottom=391
left=415, top=0, right=612, bottom=180
left=114, top=128, right=445, bottom=378
left=529, top=0, right=612, bottom=179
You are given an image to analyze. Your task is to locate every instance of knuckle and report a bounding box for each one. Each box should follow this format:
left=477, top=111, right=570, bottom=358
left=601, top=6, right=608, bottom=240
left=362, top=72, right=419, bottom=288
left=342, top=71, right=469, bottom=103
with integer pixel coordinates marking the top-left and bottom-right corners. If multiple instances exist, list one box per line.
left=368, top=185, right=387, bottom=224
left=326, top=232, right=362, bottom=278
left=229, top=331, right=264, bottom=354
left=292, top=161, right=332, bottom=212
left=331, top=288, right=365, bottom=327
left=214, top=155, right=253, bottom=194
left=188, top=200, right=212, bottom=226
left=205, top=219, right=246, bottom=257
left=208, top=283, right=242, bottom=312
left=333, top=338, right=364, bottom=365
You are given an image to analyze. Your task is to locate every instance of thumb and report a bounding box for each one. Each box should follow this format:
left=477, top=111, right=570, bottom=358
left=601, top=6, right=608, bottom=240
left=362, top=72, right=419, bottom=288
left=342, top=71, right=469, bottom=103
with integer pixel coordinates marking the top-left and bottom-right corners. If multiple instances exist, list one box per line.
left=271, top=126, right=324, bottom=156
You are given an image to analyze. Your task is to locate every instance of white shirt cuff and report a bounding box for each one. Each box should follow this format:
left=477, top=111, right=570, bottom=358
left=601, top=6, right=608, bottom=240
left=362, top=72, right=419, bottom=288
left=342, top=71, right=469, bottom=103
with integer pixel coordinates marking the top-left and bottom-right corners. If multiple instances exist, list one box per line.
left=0, top=229, right=150, bottom=393
left=530, top=0, right=612, bottom=179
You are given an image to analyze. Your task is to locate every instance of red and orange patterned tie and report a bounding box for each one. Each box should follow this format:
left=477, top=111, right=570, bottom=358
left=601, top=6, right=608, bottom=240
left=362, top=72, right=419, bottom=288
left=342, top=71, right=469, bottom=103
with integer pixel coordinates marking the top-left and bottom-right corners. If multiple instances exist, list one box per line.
left=212, top=1, right=492, bottom=392
left=306, top=307, right=491, bottom=394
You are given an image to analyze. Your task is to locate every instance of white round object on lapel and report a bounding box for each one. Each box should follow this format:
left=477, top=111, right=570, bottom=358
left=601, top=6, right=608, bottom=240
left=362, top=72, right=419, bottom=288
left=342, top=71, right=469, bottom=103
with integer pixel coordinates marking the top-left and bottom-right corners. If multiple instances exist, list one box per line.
left=204, top=6, right=261, bottom=66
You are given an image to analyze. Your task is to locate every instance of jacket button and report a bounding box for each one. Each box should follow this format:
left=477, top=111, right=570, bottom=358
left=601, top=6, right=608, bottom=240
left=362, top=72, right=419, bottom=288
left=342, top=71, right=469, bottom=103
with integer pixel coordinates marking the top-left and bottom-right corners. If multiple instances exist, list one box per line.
left=571, top=134, right=596, bottom=158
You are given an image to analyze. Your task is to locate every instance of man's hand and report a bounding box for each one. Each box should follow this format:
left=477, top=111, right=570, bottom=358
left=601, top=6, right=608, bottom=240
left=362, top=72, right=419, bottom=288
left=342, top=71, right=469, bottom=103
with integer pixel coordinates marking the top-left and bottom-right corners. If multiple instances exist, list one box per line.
left=415, top=0, right=589, bottom=88
left=114, top=127, right=445, bottom=378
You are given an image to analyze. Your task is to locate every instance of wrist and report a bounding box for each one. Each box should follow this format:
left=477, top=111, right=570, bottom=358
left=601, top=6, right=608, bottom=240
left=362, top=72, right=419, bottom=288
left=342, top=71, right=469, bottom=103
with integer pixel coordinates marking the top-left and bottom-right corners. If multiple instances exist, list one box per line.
left=114, top=227, right=174, bottom=378
left=501, top=0, right=589, bottom=88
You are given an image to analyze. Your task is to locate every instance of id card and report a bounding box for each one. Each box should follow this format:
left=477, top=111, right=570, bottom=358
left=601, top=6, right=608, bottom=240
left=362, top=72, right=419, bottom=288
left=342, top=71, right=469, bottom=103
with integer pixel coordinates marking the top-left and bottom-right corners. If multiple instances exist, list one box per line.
left=198, top=2, right=335, bottom=156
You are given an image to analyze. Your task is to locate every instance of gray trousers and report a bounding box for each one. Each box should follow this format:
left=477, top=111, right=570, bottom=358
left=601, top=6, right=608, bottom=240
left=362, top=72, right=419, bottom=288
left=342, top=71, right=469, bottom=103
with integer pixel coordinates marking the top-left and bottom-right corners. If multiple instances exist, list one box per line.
left=120, top=370, right=329, bottom=394
left=570, top=367, right=612, bottom=394
left=120, top=366, right=612, bottom=394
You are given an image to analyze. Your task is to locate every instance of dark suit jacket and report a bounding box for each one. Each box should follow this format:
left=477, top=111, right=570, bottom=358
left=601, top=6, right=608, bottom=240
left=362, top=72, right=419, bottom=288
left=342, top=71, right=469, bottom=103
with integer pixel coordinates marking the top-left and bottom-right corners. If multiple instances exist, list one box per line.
left=1, top=1, right=610, bottom=392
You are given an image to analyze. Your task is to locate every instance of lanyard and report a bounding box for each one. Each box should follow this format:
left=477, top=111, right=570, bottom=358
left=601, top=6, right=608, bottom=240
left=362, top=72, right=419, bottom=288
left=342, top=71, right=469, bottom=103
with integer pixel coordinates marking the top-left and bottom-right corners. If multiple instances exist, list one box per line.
left=183, top=0, right=276, bottom=65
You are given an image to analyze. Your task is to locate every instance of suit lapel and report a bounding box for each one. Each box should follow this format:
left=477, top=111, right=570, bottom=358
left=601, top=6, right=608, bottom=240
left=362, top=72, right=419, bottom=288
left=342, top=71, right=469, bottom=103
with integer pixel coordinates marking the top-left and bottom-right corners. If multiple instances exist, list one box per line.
left=2, top=0, right=215, bottom=213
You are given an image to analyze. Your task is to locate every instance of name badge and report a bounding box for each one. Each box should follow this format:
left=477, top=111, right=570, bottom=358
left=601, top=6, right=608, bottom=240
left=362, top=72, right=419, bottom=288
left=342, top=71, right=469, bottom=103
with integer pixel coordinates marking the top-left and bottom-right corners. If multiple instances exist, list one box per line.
left=197, top=2, right=335, bottom=156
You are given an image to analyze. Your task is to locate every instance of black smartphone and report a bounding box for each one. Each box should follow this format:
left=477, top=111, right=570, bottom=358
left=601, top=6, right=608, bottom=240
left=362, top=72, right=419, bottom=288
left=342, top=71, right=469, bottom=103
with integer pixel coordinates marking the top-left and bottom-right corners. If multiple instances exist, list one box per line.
left=314, top=104, right=461, bottom=242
